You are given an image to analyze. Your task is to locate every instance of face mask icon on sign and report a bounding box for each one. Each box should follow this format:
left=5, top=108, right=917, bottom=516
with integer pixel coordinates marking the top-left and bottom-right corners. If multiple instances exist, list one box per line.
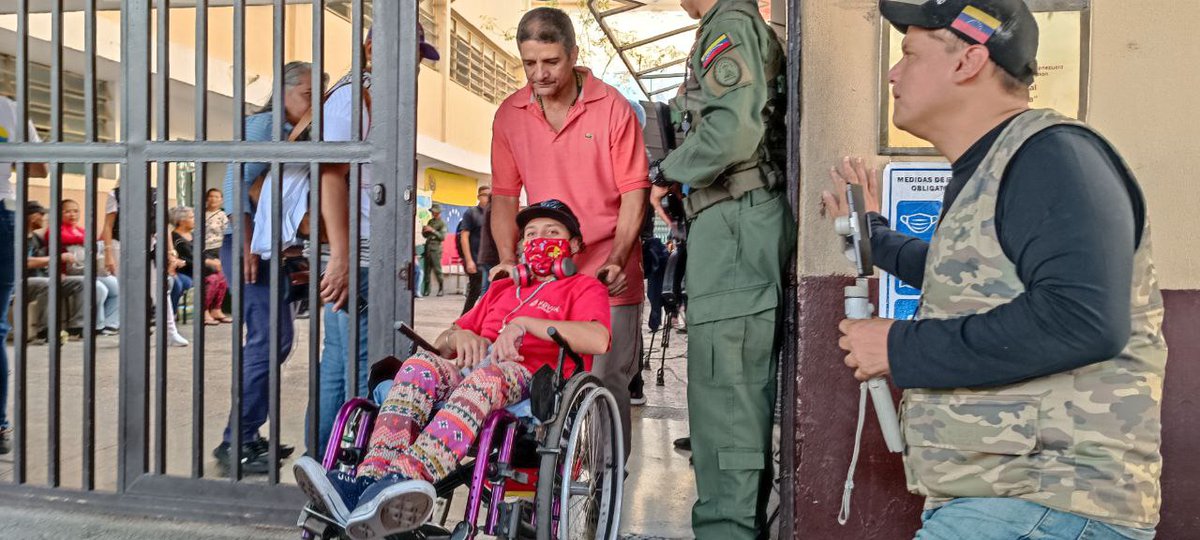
left=899, top=213, right=938, bottom=235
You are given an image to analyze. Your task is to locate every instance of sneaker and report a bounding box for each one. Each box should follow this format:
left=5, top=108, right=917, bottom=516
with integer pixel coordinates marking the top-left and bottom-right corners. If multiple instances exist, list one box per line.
left=0, top=428, right=11, bottom=455
left=345, top=473, right=436, bottom=540
left=168, top=331, right=189, bottom=347
left=212, top=441, right=273, bottom=475
left=248, top=437, right=295, bottom=459
left=673, top=437, right=691, bottom=452
left=98, top=327, right=120, bottom=336
left=29, top=330, right=48, bottom=346
left=66, top=327, right=85, bottom=341
left=629, top=373, right=646, bottom=406
left=294, top=456, right=371, bottom=525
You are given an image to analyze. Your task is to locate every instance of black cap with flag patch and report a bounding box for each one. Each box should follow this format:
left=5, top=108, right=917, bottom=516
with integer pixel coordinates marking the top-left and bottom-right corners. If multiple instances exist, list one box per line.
left=517, top=199, right=583, bottom=240
left=880, top=0, right=1039, bottom=84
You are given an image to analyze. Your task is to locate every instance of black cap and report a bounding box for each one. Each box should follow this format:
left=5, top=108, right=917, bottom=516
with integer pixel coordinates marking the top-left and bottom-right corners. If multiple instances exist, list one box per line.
left=517, top=199, right=583, bottom=240
left=880, top=0, right=1038, bottom=84
left=26, top=201, right=46, bottom=215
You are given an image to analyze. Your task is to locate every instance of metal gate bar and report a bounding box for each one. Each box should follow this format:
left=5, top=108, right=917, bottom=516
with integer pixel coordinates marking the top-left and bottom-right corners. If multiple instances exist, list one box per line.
left=191, top=0, right=209, bottom=481
left=0, top=0, right=418, bottom=521
left=228, top=0, right=247, bottom=482
left=304, top=0, right=325, bottom=461
left=0, top=142, right=374, bottom=162
left=153, top=0, right=171, bottom=478
left=82, top=0, right=100, bottom=492
left=347, top=0, right=364, bottom=401
left=46, top=0, right=66, bottom=489
left=369, top=0, right=418, bottom=357
left=118, top=0, right=152, bottom=494
left=265, top=0, right=285, bottom=487
left=11, top=0, right=29, bottom=488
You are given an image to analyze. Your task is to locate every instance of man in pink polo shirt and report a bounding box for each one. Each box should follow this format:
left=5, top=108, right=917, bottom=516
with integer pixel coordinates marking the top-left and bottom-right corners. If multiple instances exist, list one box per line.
left=489, top=7, right=648, bottom=454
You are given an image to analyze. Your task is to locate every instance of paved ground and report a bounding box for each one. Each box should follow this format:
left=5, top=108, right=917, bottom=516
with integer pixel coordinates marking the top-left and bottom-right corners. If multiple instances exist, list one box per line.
left=0, top=290, right=700, bottom=539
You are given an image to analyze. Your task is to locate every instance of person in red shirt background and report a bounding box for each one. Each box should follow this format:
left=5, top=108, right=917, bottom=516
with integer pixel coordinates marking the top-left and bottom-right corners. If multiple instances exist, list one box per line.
left=489, top=7, right=648, bottom=457
left=293, top=200, right=611, bottom=538
left=48, top=199, right=121, bottom=335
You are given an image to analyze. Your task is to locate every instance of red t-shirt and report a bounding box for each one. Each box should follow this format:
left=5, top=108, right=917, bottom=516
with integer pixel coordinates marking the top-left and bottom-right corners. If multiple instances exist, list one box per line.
left=454, top=274, right=612, bottom=376
left=46, top=224, right=86, bottom=248
left=491, top=68, right=649, bottom=307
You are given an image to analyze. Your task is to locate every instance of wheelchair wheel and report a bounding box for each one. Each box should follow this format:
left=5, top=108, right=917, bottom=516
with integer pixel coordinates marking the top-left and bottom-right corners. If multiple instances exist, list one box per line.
left=535, top=374, right=624, bottom=540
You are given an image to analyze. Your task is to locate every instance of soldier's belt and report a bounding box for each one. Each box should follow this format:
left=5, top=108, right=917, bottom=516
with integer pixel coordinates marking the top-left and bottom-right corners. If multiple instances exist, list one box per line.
left=684, top=164, right=774, bottom=218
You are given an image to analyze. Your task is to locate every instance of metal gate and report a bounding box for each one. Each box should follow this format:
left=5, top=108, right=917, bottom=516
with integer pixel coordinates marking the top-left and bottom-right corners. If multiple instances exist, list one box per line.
left=0, top=0, right=416, bottom=524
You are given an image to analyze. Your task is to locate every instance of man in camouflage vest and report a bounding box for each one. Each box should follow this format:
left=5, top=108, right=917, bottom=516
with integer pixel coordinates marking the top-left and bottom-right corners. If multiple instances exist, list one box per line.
left=649, top=0, right=793, bottom=537
left=824, top=1, right=1166, bottom=538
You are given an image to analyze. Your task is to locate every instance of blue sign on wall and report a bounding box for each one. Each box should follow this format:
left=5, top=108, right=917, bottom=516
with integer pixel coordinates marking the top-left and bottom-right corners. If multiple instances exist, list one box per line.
left=880, top=163, right=952, bottom=320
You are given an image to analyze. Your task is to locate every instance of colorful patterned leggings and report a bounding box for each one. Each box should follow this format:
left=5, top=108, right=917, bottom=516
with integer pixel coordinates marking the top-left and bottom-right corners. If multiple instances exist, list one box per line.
left=355, top=352, right=533, bottom=483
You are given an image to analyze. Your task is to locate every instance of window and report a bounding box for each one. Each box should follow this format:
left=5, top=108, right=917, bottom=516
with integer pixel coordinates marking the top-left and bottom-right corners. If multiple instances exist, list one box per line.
left=0, top=53, right=115, bottom=176
left=419, top=1, right=439, bottom=71
left=450, top=14, right=520, bottom=105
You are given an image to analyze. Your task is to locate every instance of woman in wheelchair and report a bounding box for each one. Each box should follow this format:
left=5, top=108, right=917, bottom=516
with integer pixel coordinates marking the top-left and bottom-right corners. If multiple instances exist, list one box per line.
left=293, top=200, right=612, bottom=539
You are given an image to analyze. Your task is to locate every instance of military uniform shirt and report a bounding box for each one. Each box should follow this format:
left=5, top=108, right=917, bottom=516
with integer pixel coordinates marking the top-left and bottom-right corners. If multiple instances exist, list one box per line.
left=659, top=0, right=776, bottom=189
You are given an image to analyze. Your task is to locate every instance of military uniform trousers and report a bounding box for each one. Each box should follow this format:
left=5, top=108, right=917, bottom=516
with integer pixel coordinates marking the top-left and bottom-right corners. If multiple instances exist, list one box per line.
left=685, top=187, right=794, bottom=539
left=421, top=247, right=444, bottom=296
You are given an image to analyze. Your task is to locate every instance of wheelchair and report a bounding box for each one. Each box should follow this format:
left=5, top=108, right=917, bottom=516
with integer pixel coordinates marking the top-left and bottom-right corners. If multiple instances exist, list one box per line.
left=298, top=328, right=625, bottom=540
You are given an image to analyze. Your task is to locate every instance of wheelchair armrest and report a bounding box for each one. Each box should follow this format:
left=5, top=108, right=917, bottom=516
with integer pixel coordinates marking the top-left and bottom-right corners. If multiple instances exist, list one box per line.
left=547, top=327, right=584, bottom=379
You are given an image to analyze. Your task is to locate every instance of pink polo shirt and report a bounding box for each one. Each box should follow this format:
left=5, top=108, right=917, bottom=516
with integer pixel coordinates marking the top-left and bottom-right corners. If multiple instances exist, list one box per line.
left=491, top=68, right=649, bottom=307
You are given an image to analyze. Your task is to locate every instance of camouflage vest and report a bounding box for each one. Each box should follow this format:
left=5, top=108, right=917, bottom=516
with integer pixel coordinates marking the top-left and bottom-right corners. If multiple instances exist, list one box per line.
left=671, top=1, right=785, bottom=218
left=902, top=109, right=1168, bottom=528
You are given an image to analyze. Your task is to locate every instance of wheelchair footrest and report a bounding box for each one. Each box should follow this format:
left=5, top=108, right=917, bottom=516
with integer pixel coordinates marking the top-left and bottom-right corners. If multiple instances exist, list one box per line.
left=297, top=504, right=338, bottom=536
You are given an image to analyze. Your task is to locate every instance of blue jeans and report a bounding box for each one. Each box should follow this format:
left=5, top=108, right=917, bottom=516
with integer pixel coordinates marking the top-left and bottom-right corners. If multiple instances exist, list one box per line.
left=220, top=234, right=294, bottom=444
left=479, top=263, right=493, bottom=295
left=642, top=238, right=667, bottom=331
left=0, top=201, right=14, bottom=430
left=170, top=273, right=193, bottom=314
left=313, top=267, right=370, bottom=458
left=95, top=274, right=120, bottom=330
left=916, top=498, right=1156, bottom=540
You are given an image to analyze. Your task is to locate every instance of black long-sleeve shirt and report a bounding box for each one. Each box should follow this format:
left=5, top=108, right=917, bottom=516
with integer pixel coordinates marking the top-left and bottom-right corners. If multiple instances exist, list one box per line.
left=876, top=114, right=1146, bottom=390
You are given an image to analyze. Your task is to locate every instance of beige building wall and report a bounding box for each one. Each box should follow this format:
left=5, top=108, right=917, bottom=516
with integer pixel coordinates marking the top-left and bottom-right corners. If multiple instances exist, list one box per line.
left=798, top=0, right=1200, bottom=290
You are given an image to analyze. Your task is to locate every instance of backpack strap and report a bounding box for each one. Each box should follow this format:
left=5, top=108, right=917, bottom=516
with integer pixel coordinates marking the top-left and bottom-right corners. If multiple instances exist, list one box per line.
left=286, top=71, right=373, bottom=142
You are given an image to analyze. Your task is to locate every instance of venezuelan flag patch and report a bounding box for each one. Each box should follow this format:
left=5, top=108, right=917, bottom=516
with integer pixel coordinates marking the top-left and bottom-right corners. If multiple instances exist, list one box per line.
left=701, top=34, right=734, bottom=69
left=951, top=5, right=1002, bottom=44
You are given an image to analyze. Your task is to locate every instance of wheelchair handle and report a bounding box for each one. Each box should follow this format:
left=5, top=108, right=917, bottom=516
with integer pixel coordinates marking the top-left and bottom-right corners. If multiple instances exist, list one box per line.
left=547, top=327, right=584, bottom=377
left=395, top=321, right=438, bottom=353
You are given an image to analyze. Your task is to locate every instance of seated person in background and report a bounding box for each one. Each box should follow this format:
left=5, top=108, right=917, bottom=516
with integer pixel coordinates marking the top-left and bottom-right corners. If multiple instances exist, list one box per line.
left=25, top=201, right=86, bottom=342
left=50, top=199, right=120, bottom=335
left=292, top=200, right=611, bottom=538
left=170, top=206, right=230, bottom=325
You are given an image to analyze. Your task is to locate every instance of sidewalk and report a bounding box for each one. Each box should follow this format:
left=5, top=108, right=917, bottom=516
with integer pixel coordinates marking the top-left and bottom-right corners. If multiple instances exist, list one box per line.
left=0, top=291, right=697, bottom=538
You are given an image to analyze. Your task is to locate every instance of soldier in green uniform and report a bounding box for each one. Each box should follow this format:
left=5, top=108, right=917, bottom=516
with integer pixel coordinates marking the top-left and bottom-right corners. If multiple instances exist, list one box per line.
left=648, top=1, right=794, bottom=537
left=421, top=205, right=446, bottom=297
